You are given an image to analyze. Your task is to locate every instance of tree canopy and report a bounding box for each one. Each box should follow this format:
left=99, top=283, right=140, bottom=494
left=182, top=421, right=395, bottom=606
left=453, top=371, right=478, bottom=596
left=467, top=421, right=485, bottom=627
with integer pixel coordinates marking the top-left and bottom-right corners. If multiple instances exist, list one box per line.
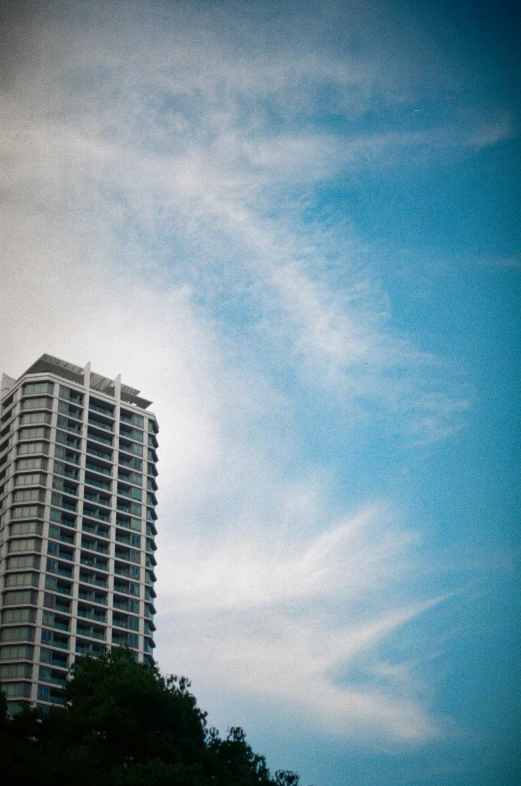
left=0, top=648, right=303, bottom=786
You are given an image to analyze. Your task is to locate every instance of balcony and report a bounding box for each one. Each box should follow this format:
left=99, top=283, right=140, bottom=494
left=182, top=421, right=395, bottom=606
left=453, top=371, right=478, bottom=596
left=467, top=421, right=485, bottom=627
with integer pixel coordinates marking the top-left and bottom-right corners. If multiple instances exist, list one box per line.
left=115, top=548, right=140, bottom=565
left=41, top=654, right=68, bottom=669
left=77, top=609, right=106, bottom=623
left=50, top=532, right=75, bottom=546
left=84, top=476, right=111, bottom=491
left=42, top=638, right=68, bottom=651
left=80, top=557, right=108, bottom=572
left=79, top=574, right=107, bottom=589
left=86, top=445, right=112, bottom=461
left=88, top=416, right=114, bottom=433
left=83, top=492, right=111, bottom=507
left=47, top=620, right=70, bottom=633
left=78, top=590, right=107, bottom=606
left=83, top=508, right=110, bottom=523
left=85, top=461, right=112, bottom=477
left=112, top=618, right=139, bottom=632
left=88, top=432, right=113, bottom=448
left=89, top=403, right=115, bottom=418
left=47, top=561, right=74, bottom=579
left=81, top=540, right=109, bottom=556
left=76, top=627, right=106, bottom=642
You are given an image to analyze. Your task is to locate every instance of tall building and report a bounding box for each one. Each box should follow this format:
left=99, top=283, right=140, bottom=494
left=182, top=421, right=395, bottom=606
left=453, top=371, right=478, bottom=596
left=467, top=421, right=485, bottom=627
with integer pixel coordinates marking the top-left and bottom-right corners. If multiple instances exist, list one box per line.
left=0, top=354, right=158, bottom=713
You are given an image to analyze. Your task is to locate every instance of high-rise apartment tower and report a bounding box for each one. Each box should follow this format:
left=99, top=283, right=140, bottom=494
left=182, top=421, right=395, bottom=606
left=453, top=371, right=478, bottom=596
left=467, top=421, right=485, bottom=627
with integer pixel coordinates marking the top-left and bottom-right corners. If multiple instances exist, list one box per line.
left=0, top=355, right=158, bottom=713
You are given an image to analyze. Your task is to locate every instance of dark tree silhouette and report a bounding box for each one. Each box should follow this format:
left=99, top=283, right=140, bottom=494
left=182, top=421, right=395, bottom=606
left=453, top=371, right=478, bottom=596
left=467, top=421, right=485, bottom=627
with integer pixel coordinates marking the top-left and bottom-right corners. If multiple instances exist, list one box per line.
left=0, top=648, right=305, bottom=786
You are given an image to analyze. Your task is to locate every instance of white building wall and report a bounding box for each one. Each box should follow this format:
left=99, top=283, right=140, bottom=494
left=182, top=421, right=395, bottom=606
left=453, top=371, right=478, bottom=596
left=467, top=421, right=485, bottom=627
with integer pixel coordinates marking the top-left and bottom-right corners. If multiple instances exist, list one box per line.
left=0, top=356, right=158, bottom=711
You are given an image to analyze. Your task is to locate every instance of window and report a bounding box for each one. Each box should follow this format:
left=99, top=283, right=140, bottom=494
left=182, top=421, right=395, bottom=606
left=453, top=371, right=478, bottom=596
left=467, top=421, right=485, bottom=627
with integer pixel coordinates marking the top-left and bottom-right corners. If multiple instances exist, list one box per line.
left=3, top=590, right=38, bottom=606
left=10, top=521, right=42, bottom=536
left=19, top=426, right=50, bottom=441
left=3, top=682, right=31, bottom=698
left=18, top=442, right=49, bottom=456
left=5, top=573, right=38, bottom=588
left=21, top=396, right=53, bottom=411
left=16, top=457, right=47, bottom=472
left=1, top=626, right=34, bottom=643
left=23, top=381, right=54, bottom=396
left=58, top=400, right=83, bottom=419
left=20, top=411, right=51, bottom=426
left=54, top=445, right=80, bottom=464
left=37, top=684, right=50, bottom=701
left=2, top=607, right=35, bottom=624
left=120, top=438, right=143, bottom=457
left=0, top=645, right=33, bottom=661
left=0, top=663, right=31, bottom=680
left=13, top=488, right=45, bottom=503
left=11, top=504, right=43, bottom=519
left=9, top=538, right=41, bottom=553
left=120, top=410, right=144, bottom=428
left=7, top=555, right=40, bottom=571
left=59, top=385, right=83, bottom=402
left=14, top=473, right=46, bottom=487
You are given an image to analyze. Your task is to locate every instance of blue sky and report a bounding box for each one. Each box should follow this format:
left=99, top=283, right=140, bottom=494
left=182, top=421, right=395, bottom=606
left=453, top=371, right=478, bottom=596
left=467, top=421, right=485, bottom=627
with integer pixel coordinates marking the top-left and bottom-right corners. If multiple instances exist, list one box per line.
left=0, top=1, right=519, bottom=784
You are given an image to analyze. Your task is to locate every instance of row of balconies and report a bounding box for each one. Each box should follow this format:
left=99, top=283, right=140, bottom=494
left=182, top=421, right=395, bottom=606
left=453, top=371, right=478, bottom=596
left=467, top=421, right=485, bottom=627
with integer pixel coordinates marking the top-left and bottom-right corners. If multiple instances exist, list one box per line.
left=0, top=623, right=154, bottom=650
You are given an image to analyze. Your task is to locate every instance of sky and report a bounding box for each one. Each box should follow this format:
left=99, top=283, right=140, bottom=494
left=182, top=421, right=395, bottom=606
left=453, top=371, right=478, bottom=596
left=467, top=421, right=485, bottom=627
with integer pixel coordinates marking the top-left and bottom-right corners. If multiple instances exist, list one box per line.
left=0, top=1, right=519, bottom=784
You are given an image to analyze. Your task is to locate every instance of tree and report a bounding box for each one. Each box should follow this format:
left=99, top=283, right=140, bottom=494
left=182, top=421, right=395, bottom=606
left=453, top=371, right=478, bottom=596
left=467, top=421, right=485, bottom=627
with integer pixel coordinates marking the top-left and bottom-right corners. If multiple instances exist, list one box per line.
left=0, top=648, right=304, bottom=786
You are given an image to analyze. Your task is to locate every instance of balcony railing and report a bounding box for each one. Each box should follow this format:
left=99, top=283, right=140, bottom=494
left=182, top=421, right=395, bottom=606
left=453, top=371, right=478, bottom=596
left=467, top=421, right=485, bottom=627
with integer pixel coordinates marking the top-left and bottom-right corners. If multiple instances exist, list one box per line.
left=86, top=446, right=112, bottom=461
left=85, top=461, right=112, bottom=477
left=77, top=609, right=106, bottom=623
left=84, top=477, right=111, bottom=491
left=80, top=558, right=108, bottom=571
left=81, top=523, right=109, bottom=539
left=89, top=403, right=115, bottom=418
left=83, top=492, right=111, bottom=507
left=81, top=542, right=109, bottom=556
left=88, top=417, right=114, bottom=433
left=76, top=628, right=106, bottom=642
left=78, top=591, right=107, bottom=605
left=83, top=509, right=110, bottom=523
left=79, top=575, right=107, bottom=589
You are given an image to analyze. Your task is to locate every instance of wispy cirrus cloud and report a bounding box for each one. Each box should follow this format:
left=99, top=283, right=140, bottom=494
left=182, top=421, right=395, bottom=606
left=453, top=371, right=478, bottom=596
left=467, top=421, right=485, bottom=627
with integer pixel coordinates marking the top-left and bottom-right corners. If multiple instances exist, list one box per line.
left=158, top=500, right=447, bottom=742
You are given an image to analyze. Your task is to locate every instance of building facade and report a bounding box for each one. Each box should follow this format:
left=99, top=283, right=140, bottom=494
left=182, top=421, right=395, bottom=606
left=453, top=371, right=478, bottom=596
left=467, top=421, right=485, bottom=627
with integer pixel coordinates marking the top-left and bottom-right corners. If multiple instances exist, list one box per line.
left=0, top=355, right=158, bottom=712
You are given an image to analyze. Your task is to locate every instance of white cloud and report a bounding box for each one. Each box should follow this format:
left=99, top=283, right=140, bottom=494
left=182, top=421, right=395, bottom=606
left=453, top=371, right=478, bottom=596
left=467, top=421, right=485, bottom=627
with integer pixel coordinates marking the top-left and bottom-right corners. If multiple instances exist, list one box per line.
left=156, top=500, right=445, bottom=742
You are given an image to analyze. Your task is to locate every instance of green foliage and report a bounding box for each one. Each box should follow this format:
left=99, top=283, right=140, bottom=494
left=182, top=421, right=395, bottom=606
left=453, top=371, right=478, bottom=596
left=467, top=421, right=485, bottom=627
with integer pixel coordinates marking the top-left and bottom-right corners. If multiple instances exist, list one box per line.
left=0, top=648, right=304, bottom=786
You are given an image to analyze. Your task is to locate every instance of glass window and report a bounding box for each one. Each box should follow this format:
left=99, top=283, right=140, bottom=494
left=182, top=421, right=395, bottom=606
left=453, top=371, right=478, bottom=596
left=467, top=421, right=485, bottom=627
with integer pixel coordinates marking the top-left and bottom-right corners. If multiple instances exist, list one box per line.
left=59, top=385, right=83, bottom=403
left=19, top=426, right=50, bottom=441
left=17, top=442, right=49, bottom=456
left=7, top=555, right=40, bottom=571
left=20, top=412, right=52, bottom=426
left=23, top=381, right=54, bottom=396
left=3, top=682, right=31, bottom=697
left=16, top=457, right=47, bottom=472
left=14, top=473, right=46, bottom=487
left=0, top=663, right=31, bottom=680
left=13, top=488, right=45, bottom=503
left=0, top=645, right=33, bottom=661
left=5, top=572, right=38, bottom=588
left=2, top=607, right=35, bottom=624
left=11, top=504, right=43, bottom=519
left=1, top=626, right=35, bottom=643
left=10, top=521, right=42, bottom=536
left=21, top=397, right=53, bottom=411
left=3, top=590, right=38, bottom=606
left=9, top=538, right=41, bottom=553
